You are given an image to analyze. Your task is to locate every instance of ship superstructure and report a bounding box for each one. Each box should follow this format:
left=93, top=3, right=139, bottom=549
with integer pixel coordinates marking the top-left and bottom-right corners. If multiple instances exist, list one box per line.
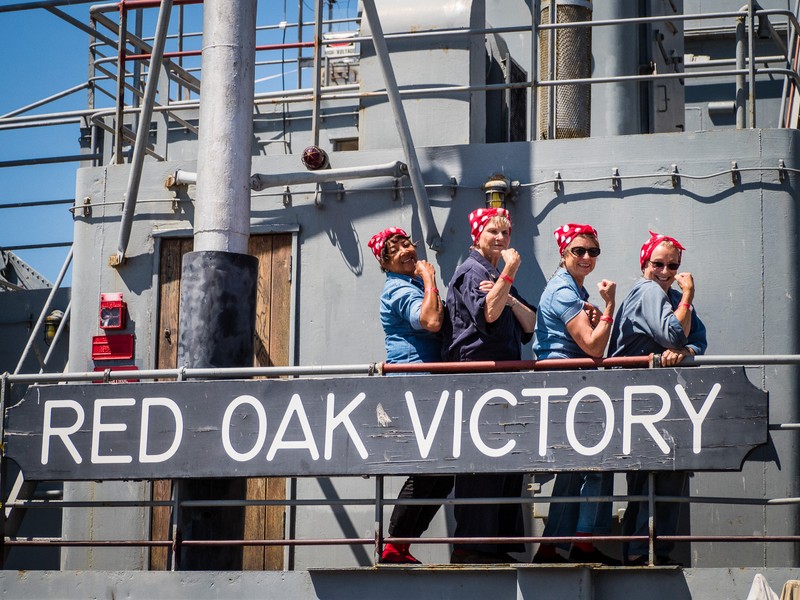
left=1, top=1, right=800, bottom=598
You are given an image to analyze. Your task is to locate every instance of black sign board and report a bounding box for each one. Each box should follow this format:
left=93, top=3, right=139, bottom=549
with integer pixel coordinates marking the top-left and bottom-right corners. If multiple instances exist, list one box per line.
left=5, top=367, right=768, bottom=481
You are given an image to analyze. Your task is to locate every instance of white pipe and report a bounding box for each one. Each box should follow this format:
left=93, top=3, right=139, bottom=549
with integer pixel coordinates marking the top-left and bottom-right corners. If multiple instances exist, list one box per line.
left=193, top=0, right=257, bottom=254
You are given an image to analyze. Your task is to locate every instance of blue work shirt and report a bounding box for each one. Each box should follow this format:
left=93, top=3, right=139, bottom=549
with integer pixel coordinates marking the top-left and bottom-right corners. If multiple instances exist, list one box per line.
left=442, top=250, right=534, bottom=361
left=534, top=267, right=591, bottom=359
left=380, top=272, right=442, bottom=364
left=608, top=278, right=708, bottom=357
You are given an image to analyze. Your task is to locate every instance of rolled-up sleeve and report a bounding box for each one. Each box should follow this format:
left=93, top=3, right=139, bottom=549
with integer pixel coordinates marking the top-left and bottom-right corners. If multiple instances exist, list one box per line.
left=637, top=284, right=689, bottom=349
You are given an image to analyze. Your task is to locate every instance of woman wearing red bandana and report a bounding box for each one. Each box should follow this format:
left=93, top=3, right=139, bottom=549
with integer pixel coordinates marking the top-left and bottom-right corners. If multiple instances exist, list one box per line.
left=442, top=207, right=537, bottom=564
left=609, top=231, right=707, bottom=566
left=367, top=227, right=454, bottom=564
left=532, top=223, right=619, bottom=565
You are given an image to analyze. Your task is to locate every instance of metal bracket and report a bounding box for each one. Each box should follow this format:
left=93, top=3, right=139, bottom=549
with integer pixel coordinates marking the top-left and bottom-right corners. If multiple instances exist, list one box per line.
left=392, top=178, right=400, bottom=202
left=509, top=180, right=521, bottom=201
left=283, top=185, right=292, bottom=207
left=611, top=167, right=621, bottom=191
left=553, top=171, right=562, bottom=193
left=449, top=176, right=458, bottom=198
left=779, top=159, right=787, bottom=182
left=731, top=161, right=741, bottom=185
left=83, top=196, right=92, bottom=218
left=671, top=164, right=680, bottom=188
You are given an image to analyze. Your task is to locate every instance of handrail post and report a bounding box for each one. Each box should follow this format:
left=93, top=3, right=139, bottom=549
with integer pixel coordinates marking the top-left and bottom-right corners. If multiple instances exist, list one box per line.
left=748, top=0, right=757, bottom=127
left=114, top=3, right=127, bottom=163
left=736, top=10, right=747, bottom=128
left=375, top=475, right=385, bottom=564
left=0, top=373, right=8, bottom=569
left=648, top=471, right=656, bottom=566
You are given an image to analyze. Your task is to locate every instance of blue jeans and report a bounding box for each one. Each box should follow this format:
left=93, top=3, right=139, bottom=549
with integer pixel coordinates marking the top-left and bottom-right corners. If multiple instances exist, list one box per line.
left=542, top=472, right=613, bottom=551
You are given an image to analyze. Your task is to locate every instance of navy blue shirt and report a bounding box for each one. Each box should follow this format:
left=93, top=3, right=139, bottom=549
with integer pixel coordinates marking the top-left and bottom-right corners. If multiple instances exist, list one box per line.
left=442, top=250, right=534, bottom=361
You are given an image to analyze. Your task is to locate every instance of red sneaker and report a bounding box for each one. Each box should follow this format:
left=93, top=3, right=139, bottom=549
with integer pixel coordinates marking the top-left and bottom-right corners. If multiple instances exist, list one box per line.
left=381, top=543, right=422, bottom=564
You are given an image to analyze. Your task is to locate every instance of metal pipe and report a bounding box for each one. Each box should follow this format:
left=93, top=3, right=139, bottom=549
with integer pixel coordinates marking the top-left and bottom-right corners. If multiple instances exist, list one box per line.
left=736, top=11, right=747, bottom=129
left=114, top=5, right=127, bottom=163
left=748, top=0, right=757, bottom=127
left=112, top=0, right=173, bottom=265
left=360, top=0, right=441, bottom=251
left=12, top=246, right=73, bottom=375
left=192, top=0, right=257, bottom=254
left=310, top=0, right=324, bottom=146
left=0, top=83, right=90, bottom=119
left=250, top=161, right=408, bottom=190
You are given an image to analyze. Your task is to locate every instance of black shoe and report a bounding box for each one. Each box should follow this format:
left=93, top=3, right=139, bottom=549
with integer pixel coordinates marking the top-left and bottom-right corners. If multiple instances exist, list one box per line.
left=451, top=549, right=518, bottom=564
left=625, top=555, right=684, bottom=567
left=569, top=546, right=622, bottom=566
left=532, top=550, right=569, bottom=564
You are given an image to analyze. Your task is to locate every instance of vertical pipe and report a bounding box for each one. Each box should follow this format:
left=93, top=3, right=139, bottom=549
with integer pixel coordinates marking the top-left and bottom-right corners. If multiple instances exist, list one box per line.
left=114, top=5, right=128, bottom=164
left=192, top=0, right=257, bottom=254
left=176, top=0, right=258, bottom=571
left=375, top=475, right=385, bottom=564
left=736, top=14, right=747, bottom=129
left=311, top=0, right=324, bottom=147
left=114, top=0, right=173, bottom=264
left=547, top=0, right=557, bottom=139
left=297, top=0, right=304, bottom=89
left=361, top=0, right=441, bottom=250
left=748, top=0, right=756, bottom=128
left=647, top=471, right=655, bottom=566
left=0, top=374, right=8, bottom=569
left=592, top=0, right=640, bottom=136
left=530, top=0, right=538, bottom=141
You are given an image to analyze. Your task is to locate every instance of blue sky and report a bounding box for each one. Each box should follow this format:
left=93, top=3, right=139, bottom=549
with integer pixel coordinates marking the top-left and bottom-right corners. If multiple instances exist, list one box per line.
left=0, top=0, right=356, bottom=284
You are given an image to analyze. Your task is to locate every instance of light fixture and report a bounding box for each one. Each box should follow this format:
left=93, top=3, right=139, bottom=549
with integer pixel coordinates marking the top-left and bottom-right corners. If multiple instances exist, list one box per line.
left=483, top=175, right=510, bottom=209
left=44, top=310, right=64, bottom=346
left=301, top=145, right=330, bottom=170
left=99, top=292, right=126, bottom=330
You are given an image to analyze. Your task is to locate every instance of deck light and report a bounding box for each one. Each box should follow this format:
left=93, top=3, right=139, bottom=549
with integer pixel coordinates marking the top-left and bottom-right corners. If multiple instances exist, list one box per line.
left=483, top=176, right=510, bottom=209
left=44, top=310, right=64, bottom=346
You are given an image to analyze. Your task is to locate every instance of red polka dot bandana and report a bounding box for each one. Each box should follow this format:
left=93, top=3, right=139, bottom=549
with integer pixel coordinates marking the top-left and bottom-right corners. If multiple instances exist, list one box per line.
left=639, top=230, right=685, bottom=269
left=368, top=227, right=409, bottom=260
left=553, top=223, right=598, bottom=255
left=468, top=207, right=512, bottom=245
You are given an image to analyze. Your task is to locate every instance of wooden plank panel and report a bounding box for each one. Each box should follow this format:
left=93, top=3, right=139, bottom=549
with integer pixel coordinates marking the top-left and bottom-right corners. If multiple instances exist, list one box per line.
left=151, top=235, right=292, bottom=571
left=263, top=234, right=292, bottom=570
left=151, top=237, right=192, bottom=570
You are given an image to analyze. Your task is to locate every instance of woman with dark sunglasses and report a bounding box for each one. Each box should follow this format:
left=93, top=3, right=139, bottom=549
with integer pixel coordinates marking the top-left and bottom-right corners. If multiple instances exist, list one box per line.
left=608, top=230, right=707, bottom=566
left=532, top=223, right=619, bottom=565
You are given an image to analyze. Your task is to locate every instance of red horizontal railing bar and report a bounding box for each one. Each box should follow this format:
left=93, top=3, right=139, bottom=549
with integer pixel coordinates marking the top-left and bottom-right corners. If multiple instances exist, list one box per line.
left=127, top=41, right=316, bottom=61
left=381, top=355, right=651, bottom=374
left=118, top=0, right=202, bottom=10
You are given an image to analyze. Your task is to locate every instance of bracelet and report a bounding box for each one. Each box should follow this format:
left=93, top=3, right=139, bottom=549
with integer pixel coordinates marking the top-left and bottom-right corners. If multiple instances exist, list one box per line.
left=600, top=315, right=613, bottom=324
left=425, top=287, right=439, bottom=295
left=499, top=273, right=514, bottom=285
left=678, top=302, right=693, bottom=311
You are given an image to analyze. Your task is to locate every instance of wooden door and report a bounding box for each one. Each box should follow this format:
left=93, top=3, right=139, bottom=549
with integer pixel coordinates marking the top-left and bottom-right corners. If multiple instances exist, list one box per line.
left=150, top=234, right=292, bottom=570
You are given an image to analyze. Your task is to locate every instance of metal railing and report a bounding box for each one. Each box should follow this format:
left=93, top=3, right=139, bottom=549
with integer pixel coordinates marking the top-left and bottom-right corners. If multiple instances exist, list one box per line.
left=0, top=356, right=797, bottom=569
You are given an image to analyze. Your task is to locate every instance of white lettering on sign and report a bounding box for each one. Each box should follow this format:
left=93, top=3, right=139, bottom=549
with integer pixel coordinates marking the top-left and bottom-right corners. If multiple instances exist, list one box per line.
left=566, top=387, right=615, bottom=456
left=406, top=390, right=449, bottom=459
left=91, top=398, right=135, bottom=464
left=675, top=383, right=721, bottom=453
left=33, top=380, right=727, bottom=470
left=266, top=393, right=320, bottom=461
left=324, top=392, right=368, bottom=460
left=470, top=389, right=517, bottom=458
left=222, top=395, right=267, bottom=462
left=140, top=397, right=183, bottom=463
left=41, top=400, right=84, bottom=465
left=520, top=387, right=569, bottom=457
left=623, top=385, right=672, bottom=454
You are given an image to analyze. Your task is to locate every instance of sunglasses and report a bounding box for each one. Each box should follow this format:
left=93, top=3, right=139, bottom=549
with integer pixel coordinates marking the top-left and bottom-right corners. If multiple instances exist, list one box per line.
left=648, top=260, right=681, bottom=271
left=569, top=246, right=601, bottom=258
